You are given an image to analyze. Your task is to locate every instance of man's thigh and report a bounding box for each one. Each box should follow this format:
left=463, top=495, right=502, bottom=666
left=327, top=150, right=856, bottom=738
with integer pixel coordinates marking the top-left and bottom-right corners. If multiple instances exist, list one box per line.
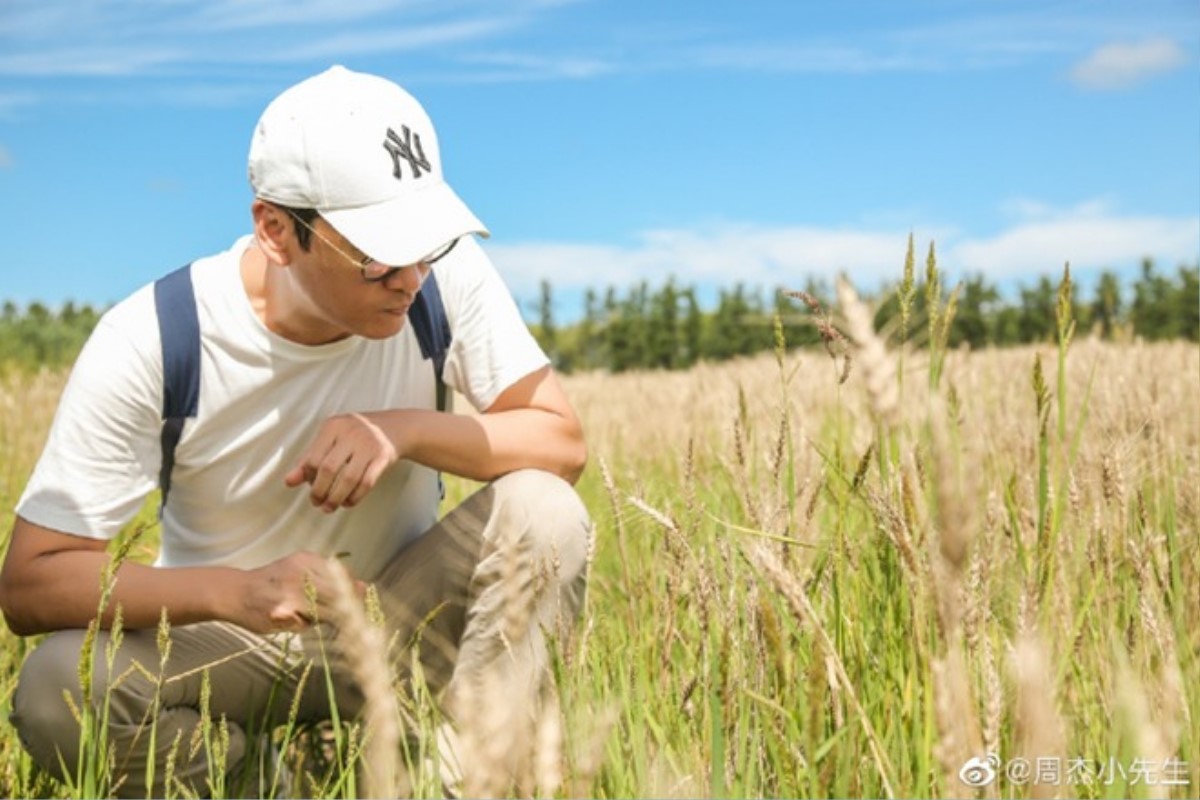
left=14, top=621, right=342, bottom=737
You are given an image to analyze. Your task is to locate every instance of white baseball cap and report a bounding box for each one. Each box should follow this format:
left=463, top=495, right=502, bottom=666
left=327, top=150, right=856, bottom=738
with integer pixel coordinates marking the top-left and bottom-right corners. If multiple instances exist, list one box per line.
left=248, top=65, right=488, bottom=266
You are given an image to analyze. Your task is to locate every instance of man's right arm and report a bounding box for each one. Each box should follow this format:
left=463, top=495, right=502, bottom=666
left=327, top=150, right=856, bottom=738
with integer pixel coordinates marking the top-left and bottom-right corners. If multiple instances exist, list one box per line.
left=0, top=516, right=352, bottom=636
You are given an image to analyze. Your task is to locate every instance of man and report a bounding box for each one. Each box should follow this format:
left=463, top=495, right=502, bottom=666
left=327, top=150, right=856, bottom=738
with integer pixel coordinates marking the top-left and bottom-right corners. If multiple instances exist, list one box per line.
left=0, top=65, right=591, bottom=797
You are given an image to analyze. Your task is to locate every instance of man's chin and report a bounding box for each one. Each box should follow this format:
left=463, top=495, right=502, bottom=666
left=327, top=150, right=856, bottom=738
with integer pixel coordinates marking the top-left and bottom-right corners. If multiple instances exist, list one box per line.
left=359, top=315, right=409, bottom=340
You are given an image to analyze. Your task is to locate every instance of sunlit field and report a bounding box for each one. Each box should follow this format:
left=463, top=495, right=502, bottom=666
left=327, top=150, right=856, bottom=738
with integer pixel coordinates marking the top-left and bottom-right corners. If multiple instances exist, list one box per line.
left=0, top=284, right=1196, bottom=797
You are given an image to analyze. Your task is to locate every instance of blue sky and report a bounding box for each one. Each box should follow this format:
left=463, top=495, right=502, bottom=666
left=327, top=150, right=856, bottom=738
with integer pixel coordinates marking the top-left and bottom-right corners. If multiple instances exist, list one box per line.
left=0, top=0, right=1197, bottom=318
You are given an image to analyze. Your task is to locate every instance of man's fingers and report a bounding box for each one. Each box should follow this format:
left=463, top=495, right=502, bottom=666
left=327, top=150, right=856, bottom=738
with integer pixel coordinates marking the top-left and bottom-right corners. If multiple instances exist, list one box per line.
left=283, top=465, right=307, bottom=487
left=308, top=447, right=354, bottom=508
left=268, top=606, right=313, bottom=632
left=323, top=451, right=388, bottom=511
left=317, top=457, right=365, bottom=511
left=344, top=460, right=385, bottom=507
left=288, top=418, right=394, bottom=510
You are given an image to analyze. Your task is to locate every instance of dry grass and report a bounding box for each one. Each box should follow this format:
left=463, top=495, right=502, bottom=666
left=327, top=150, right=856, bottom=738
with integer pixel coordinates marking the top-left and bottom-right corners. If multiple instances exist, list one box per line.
left=0, top=328, right=1197, bottom=798
left=565, top=334, right=1197, bottom=798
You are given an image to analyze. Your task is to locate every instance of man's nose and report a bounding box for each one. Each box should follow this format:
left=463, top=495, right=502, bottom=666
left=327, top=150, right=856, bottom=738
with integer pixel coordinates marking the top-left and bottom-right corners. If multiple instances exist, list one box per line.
left=381, top=264, right=424, bottom=294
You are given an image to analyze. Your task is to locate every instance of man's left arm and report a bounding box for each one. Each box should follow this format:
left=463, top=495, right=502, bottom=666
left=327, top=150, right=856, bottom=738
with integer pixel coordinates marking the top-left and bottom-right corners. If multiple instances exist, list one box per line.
left=286, top=365, right=586, bottom=511
left=396, top=363, right=586, bottom=483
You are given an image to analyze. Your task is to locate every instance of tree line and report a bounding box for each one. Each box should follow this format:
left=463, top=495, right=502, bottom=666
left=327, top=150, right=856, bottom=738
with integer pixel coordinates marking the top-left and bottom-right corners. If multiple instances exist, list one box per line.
left=0, top=255, right=1196, bottom=375
left=531, top=255, right=1197, bottom=373
left=0, top=301, right=103, bottom=373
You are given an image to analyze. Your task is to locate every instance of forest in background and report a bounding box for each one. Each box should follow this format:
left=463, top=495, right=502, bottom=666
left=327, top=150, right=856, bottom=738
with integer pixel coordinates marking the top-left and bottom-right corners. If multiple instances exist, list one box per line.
left=531, top=252, right=1197, bottom=373
left=1, top=251, right=1196, bottom=374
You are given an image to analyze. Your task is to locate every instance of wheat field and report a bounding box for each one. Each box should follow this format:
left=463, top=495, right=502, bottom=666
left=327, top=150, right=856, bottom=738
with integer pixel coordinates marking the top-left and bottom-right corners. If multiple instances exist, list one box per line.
left=0, top=298, right=1196, bottom=797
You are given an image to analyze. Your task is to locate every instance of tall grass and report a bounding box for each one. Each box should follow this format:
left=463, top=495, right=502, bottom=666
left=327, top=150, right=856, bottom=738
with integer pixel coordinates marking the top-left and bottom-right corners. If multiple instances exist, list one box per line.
left=0, top=259, right=1197, bottom=797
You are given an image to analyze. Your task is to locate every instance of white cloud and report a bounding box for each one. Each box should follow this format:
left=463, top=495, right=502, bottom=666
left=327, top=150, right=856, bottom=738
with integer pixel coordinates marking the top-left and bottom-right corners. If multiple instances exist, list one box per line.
left=677, top=9, right=1188, bottom=76
left=0, top=0, right=548, bottom=78
left=694, top=44, right=935, bottom=74
left=255, top=18, right=514, bottom=62
left=1070, top=38, right=1189, bottom=90
left=947, top=203, right=1198, bottom=275
left=0, top=45, right=181, bottom=77
left=484, top=204, right=1199, bottom=297
left=1, top=0, right=1190, bottom=87
left=452, top=51, right=616, bottom=81
left=487, top=224, right=943, bottom=295
left=187, top=0, right=435, bottom=32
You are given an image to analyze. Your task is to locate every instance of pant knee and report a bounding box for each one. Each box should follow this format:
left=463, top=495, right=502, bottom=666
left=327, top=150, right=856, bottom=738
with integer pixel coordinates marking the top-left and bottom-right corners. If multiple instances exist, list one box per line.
left=11, top=628, right=163, bottom=772
left=491, top=469, right=592, bottom=573
left=489, top=470, right=593, bottom=630
left=11, top=631, right=89, bottom=777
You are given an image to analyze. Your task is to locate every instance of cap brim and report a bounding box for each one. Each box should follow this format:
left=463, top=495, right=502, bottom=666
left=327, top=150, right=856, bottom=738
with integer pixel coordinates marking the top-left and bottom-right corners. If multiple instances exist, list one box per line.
left=321, top=180, right=489, bottom=266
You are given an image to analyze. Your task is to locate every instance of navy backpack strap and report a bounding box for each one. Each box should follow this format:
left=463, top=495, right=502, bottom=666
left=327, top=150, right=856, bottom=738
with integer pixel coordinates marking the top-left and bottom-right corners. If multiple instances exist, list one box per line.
left=154, top=264, right=200, bottom=514
left=407, top=272, right=452, bottom=412
left=407, top=272, right=452, bottom=499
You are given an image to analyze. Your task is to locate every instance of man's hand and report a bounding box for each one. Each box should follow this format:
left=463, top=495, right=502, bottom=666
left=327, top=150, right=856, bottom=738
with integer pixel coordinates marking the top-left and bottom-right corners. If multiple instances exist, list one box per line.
left=285, top=412, right=399, bottom=512
left=231, top=551, right=367, bottom=634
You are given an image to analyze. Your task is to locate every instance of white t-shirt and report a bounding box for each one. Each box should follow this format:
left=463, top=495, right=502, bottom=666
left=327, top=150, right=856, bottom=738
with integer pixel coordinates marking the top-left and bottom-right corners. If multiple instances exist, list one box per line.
left=17, top=235, right=548, bottom=580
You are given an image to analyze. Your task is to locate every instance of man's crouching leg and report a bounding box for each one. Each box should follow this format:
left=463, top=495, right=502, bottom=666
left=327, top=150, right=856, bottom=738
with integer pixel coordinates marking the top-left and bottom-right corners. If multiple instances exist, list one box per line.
left=375, top=468, right=592, bottom=794
left=10, top=623, right=305, bottom=798
left=446, top=469, right=592, bottom=793
left=12, top=628, right=241, bottom=798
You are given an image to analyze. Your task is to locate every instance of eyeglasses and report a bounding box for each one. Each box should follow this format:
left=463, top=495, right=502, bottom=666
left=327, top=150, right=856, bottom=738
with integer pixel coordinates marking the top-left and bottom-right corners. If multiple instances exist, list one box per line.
left=286, top=211, right=458, bottom=284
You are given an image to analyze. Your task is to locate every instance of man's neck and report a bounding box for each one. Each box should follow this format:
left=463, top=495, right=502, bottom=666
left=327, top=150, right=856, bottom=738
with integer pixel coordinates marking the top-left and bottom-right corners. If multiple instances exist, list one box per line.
left=239, top=242, right=350, bottom=345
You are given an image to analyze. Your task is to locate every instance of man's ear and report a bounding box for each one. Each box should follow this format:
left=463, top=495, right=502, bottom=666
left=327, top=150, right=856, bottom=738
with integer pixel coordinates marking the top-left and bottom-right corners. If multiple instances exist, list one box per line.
left=252, top=200, right=295, bottom=267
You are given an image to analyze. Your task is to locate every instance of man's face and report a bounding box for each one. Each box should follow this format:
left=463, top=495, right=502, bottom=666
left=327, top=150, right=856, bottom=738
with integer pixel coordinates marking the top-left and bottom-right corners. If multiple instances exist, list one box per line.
left=284, top=217, right=430, bottom=343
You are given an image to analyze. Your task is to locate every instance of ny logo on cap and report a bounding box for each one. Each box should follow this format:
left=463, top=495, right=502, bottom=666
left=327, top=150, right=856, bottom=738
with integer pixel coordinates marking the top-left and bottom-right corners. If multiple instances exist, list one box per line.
left=383, top=126, right=432, bottom=181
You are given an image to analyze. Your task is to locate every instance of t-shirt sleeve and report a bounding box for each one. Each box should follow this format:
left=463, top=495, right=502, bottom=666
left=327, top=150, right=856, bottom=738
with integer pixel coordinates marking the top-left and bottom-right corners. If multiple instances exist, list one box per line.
left=16, top=291, right=163, bottom=540
left=437, top=237, right=550, bottom=412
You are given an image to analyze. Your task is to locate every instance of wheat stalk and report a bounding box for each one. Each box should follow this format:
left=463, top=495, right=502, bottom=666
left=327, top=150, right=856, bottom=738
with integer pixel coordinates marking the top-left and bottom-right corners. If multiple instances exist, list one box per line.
left=326, top=559, right=402, bottom=799
left=836, top=277, right=900, bottom=431
left=1010, top=635, right=1067, bottom=800
left=744, top=540, right=897, bottom=798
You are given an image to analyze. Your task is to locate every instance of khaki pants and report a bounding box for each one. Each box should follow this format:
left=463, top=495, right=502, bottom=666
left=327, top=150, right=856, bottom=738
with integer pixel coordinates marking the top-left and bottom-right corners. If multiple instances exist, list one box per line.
left=10, top=469, right=592, bottom=797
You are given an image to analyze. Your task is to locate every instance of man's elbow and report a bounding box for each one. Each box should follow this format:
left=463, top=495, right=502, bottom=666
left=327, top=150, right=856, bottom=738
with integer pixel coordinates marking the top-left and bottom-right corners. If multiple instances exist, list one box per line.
left=0, top=584, right=41, bottom=637
left=561, top=433, right=588, bottom=486
left=2, top=616, right=40, bottom=638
